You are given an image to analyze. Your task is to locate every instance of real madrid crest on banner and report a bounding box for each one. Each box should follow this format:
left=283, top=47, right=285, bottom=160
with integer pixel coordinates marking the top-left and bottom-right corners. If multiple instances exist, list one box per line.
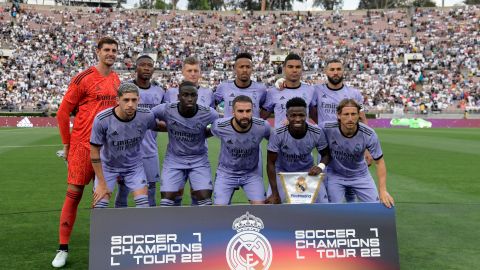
left=279, top=172, right=325, bottom=204
left=226, top=212, right=272, bottom=270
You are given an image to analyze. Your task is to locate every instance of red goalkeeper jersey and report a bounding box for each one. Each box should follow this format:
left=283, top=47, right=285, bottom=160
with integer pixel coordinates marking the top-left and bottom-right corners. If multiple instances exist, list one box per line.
left=58, top=66, right=120, bottom=146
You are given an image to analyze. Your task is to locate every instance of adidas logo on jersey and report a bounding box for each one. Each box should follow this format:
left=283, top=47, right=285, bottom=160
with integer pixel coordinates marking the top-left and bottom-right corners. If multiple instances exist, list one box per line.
left=282, top=145, right=289, bottom=150
left=322, top=94, right=327, bottom=98
left=112, top=131, right=119, bottom=136
left=332, top=141, right=338, bottom=145
left=229, top=93, right=235, bottom=97
left=280, top=96, right=285, bottom=100
left=227, top=139, right=234, bottom=144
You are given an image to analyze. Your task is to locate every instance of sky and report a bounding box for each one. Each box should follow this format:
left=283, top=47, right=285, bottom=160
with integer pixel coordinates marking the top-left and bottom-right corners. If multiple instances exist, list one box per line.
left=174, top=0, right=465, bottom=10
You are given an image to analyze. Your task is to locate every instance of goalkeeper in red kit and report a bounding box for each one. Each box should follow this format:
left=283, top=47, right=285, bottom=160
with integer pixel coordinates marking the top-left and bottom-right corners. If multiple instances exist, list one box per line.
left=52, top=37, right=120, bottom=268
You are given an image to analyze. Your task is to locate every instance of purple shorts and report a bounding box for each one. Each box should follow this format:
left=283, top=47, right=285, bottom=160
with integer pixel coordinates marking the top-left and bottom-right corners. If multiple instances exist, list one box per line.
left=213, top=169, right=265, bottom=205
left=95, top=165, right=147, bottom=193
left=142, top=155, right=161, bottom=183
left=160, top=162, right=213, bottom=192
left=326, top=174, right=379, bottom=203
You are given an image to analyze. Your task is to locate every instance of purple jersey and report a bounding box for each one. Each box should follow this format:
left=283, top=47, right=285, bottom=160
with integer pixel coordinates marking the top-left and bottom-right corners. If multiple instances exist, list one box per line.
left=90, top=107, right=157, bottom=170
left=165, top=86, right=215, bottom=108
left=151, top=103, right=218, bottom=168
left=263, top=83, right=317, bottom=128
left=314, top=84, right=364, bottom=126
left=214, top=81, right=267, bottom=118
left=211, top=117, right=270, bottom=175
left=323, top=121, right=383, bottom=178
left=136, top=82, right=165, bottom=158
left=267, top=124, right=328, bottom=172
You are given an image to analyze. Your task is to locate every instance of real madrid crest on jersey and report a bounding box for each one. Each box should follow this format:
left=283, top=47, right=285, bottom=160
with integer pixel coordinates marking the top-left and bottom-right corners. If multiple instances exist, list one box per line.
left=226, top=212, right=272, bottom=270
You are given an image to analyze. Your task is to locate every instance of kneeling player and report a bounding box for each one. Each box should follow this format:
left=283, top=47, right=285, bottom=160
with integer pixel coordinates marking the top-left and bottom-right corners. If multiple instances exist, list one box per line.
left=90, top=83, right=159, bottom=208
left=322, top=99, right=394, bottom=208
left=210, top=95, right=271, bottom=205
left=266, top=97, right=331, bottom=204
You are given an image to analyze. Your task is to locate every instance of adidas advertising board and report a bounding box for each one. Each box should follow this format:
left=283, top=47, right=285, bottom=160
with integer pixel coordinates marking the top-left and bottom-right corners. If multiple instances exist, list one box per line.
left=16, top=117, right=33, bottom=128
left=90, top=204, right=399, bottom=270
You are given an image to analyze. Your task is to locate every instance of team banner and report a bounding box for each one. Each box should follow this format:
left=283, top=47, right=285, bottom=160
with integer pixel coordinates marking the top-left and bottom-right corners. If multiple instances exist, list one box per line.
left=89, top=204, right=399, bottom=270
left=278, top=172, right=324, bottom=204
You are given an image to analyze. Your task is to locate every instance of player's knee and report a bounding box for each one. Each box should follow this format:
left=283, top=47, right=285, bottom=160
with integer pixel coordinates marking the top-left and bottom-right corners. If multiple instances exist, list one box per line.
left=161, top=192, right=177, bottom=201
left=67, top=184, right=85, bottom=192
left=192, top=189, right=212, bottom=201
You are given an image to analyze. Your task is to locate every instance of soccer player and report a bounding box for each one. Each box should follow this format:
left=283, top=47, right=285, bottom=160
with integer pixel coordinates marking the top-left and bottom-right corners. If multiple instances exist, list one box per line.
left=266, top=97, right=330, bottom=204
left=151, top=81, right=218, bottom=207
left=214, top=52, right=268, bottom=179
left=163, top=56, right=214, bottom=206
left=322, top=99, right=394, bottom=208
left=214, top=52, right=267, bottom=118
left=260, top=53, right=316, bottom=128
left=275, top=58, right=370, bottom=202
left=210, top=95, right=271, bottom=205
left=311, top=59, right=368, bottom=126
left=114, top=55, right=165, bottom=207
left=90, top=83, right=158, bottom=209
left=164, top=56, right=214, bottom=108
left=311, top=59, right=371, bottom=203
left=52, top=37, right=120, bottom=268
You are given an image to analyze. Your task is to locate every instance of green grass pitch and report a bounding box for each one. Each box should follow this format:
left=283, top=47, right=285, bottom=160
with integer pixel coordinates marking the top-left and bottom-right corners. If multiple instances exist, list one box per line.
left=0, top=127, right=479, bottom=269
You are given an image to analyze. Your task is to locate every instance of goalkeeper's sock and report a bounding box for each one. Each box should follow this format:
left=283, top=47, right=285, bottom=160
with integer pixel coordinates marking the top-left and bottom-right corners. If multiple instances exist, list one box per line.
left=59, top=189, right=83, bottom=245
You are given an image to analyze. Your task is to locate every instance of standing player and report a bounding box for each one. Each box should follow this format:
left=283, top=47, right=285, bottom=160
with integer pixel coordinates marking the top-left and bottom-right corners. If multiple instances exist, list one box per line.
left=214, top=52, right=267, bottom=118
left=322, top=99, right=394, bottom=208
left=311, top=59, right=371, bottom=202
left=260, top=53, right=316, bottom=128
left=151, top=81, right=218, bottom=207
left=114, top=55, right=165, bottom=207
left=311, top=59, right=368, bottom=126
left=52, top=37, right=120, bottom=268
left=164, top=56, right=215, bottom=108
left=266, top=97, right=330, bottom=204
left=275, top=58, right=370, bottom=202
left=90, top=83, right=158, bottom=209
left=164, top=56, right=214, bottom=206
left=214, top=52, right=268, bottom=179
left=210, top=95, right=271, bottom=205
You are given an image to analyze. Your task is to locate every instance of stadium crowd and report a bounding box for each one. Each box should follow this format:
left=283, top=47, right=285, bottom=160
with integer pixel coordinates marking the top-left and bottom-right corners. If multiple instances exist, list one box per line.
left=0, top=3, right=479, bottom=113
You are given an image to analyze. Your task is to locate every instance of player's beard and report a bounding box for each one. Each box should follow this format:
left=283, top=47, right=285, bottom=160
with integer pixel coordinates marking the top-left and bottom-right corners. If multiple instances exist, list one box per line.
left=235, top=117, right=252, bottom=129
left=327, top=75, right=344, bottom=86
